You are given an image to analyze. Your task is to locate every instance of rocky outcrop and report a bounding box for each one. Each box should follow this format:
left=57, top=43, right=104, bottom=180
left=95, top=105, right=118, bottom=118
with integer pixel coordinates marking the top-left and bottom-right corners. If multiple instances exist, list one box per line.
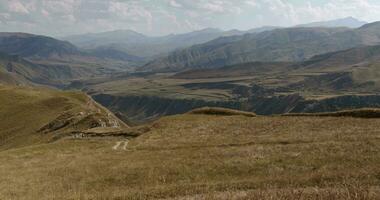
left=290, top=95, right=380, bottom=113
left=38, top=95, right=128, bottom=137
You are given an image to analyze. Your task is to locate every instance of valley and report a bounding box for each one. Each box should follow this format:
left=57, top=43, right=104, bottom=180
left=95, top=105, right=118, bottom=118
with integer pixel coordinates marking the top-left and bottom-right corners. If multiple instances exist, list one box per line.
left=70, top=43, right=380, bottom=123
left=1, top=13, right=380, bottom=199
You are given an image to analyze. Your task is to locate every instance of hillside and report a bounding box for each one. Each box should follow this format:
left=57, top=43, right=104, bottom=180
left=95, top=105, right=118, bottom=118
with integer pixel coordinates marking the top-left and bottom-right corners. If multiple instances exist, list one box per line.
left=0, top=110, right=379, bottom=199
left=173, top=44, right=380, bottom=89
left=0, top=52, right=100, bottom=87
left=0, top=53, right=36, bottom=85
left=141, top=22, right=380, bottom=72
left=0, top=85, right=127, bottom=150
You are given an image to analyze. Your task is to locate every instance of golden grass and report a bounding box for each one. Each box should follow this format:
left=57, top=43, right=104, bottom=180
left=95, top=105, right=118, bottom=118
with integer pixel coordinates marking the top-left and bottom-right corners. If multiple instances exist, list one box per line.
left=0, top=114, right=379, bottom=199
left=188, top=107, right=256, bottom=117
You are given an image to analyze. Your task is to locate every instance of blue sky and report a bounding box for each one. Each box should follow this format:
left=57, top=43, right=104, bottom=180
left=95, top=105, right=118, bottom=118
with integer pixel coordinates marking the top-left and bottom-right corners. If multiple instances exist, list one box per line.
left=0, top=0, right=380, bottom=36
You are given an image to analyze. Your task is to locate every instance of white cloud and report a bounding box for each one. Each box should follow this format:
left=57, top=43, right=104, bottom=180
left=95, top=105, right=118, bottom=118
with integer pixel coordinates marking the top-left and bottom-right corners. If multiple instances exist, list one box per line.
left=108, top=1, right=153, bottom=31
left=2, top=0, right=380, bottom=36
left=245, top=0, right=257, bottom=7
left=200, top=1, right=225, bottom=13
left=8, top=0, right=29, bottom=14
left=169, top=0, right=182, bottom=8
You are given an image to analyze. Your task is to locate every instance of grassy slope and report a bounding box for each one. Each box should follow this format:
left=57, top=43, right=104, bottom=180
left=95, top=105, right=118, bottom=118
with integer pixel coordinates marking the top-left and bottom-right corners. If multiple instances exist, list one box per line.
left=0, top=113, right=379, bottom=199
left=0, top=85, right=127, bottom=150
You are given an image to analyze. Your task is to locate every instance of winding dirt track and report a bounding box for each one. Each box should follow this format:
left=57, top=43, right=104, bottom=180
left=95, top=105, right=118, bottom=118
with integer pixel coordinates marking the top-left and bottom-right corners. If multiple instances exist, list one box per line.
left=112, top=140, right=129, bottom=150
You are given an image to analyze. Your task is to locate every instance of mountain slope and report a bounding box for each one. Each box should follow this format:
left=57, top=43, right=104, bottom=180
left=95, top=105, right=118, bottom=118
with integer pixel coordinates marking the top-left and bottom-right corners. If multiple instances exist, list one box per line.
left=300, top=45, right=380, bottom=70
left=142, top=22, right=380, bottom=72
left=0, top=85, right=127, bottom=150
left=171, top=44, right=380, bottom=92
left=0, top=52, right=107, bottom=87
left=0, top=52, right=65, bottom=86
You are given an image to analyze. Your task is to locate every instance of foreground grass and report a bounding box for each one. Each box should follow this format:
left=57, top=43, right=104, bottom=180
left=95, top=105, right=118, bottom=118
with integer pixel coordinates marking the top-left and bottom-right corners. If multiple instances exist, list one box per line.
left=1, top=115, right=380, bottom=199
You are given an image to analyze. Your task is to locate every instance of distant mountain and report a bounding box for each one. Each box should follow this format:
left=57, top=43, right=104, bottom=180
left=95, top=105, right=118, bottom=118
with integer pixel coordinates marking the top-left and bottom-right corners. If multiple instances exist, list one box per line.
left=0, top=32, right=80, bottom=59
left=63, top=28, right=272, bottom=58
left=246, top=26, right=281, bottom=33
left=301, top=44, right=380, bottom=70
left=0, top=32, right=147, bottom=87
left=296, top=17, right=367, bottom=28
left=62, top=30, right=149, bottom=49
left=0, top=52, right=99, bottom=87
left=172, top=44, right=380, bottom=93
left=141, top=22, right=380, bottom=72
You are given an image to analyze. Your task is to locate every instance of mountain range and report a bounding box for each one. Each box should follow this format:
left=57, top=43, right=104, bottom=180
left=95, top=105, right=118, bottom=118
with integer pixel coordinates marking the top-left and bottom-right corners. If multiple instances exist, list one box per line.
left=62, top=28, right=249, bottom=58
left=62, top=17, right=366, bottom=60
left=141, top=21, right=380, bottom=72
left=0, top=32, right=148, bottom=87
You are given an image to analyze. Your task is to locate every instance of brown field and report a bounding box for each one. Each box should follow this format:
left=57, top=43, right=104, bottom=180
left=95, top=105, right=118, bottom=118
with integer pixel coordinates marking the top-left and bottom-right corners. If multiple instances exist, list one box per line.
left=1, top=113, right=380, bottom=199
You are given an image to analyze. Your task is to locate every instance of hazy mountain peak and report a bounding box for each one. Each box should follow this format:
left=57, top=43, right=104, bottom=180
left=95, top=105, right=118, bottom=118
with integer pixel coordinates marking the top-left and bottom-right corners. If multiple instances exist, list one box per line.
left=296, top=17, right=367, bottom=28
left=195, top=28, right=222, bottom=33
left=358, top=21, right=380, bottom=29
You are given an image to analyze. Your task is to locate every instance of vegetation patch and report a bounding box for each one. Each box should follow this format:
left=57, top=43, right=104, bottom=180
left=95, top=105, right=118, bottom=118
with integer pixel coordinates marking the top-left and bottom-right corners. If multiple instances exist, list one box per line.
left=188, top=107, right=256, bottom=117
left=285, top=108, right=380, bottom=118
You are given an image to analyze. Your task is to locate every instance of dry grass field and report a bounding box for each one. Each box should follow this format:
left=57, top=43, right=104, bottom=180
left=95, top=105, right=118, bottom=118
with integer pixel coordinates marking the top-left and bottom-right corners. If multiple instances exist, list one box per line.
left=1, top=112, right=379, bottom=199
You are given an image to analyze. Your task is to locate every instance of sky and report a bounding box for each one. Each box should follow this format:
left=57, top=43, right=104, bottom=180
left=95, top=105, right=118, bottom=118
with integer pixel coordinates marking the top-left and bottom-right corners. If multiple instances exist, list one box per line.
left=0, top=0, right=380, bottom=37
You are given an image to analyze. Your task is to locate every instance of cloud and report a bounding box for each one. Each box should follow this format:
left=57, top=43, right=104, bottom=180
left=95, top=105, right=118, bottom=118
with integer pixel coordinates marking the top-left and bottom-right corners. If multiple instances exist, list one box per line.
left=1, top=0, right=380, bottom=36
left=169, top=0, right=182, bottom=8
left=199, top=1, right=225, bottom=13
left=8, top=0, right=29, bottom=14
left=245, top=0, right=257, bottom=7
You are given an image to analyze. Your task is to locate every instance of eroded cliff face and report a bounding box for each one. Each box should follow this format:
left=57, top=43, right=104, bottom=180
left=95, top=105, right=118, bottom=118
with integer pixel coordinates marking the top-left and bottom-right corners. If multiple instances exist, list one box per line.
left=290, top=95, right=380, bottom=113
left=92, top=94, right=241, bottom=124
left=92, top=92, right=380, bottom=124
